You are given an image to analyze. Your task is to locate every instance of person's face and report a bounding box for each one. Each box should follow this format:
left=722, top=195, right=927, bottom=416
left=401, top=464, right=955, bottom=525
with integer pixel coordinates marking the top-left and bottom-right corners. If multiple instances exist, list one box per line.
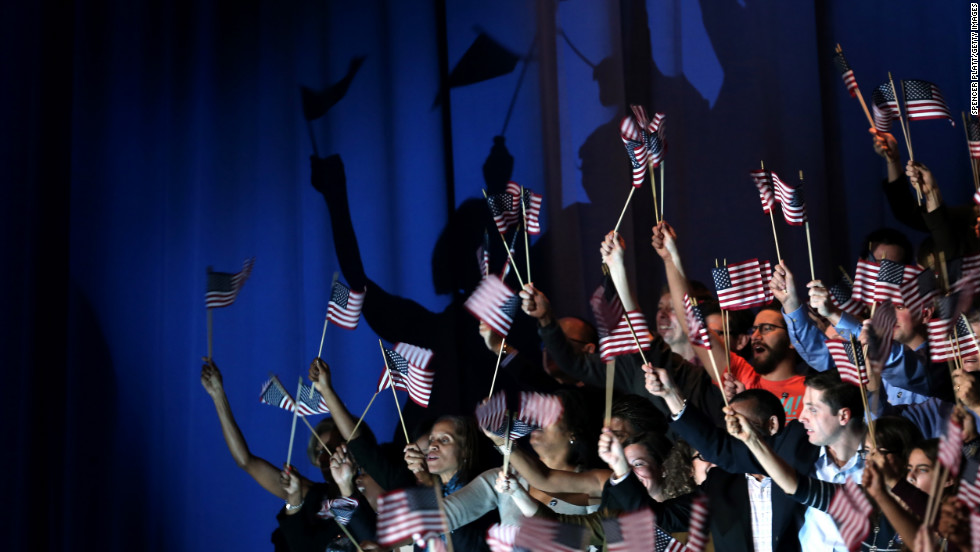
left=798, top=386, right=847, bottom=447
left=863, top=436, right=904, bottom=481
left=871, top=243, right=904, bottom=263
left=608, top=416, right=636, bottom=443
left=729, top=397, right=777, bottom=436
left=748, top=310, right=791, bottom=376
left=529, top=414, right=572, bottom=467
left=314, top=429, right=343, bottom=468
left=426, top=420, right=461, bottom=477
left=354, top=470, right=383, bottom=505
left=906, top=448, right=935, bottom=493
left=892, top=305, right=922, bottom=344
left=690, top=449, right=714, bottom=485
left=624, top=443, right=663, bottom=497
left=705, top=313, right=739, bottom=353
left=656, top=293, right=683, bottom=345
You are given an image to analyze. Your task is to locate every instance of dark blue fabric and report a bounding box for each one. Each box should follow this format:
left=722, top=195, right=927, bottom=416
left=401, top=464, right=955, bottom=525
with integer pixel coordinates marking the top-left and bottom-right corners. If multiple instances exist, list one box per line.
left=6, top=1, right=972, bottom=550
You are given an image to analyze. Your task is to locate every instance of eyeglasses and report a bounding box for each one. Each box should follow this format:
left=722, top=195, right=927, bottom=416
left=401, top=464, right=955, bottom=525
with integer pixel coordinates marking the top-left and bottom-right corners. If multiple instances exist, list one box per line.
left=691, top=452, right=705, bottom=462
left=748, top=323, right=786, bottom=335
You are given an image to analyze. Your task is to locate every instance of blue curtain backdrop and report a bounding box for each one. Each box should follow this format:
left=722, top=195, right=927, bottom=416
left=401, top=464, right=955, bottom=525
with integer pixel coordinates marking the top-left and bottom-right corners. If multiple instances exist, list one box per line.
left=4, top=0, right=973, bottom=549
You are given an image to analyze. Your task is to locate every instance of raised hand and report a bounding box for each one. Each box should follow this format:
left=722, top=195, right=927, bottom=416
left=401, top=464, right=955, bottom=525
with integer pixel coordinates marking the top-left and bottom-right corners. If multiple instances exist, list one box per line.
left=200, top=358, right=224, bottom=397
left=280, top=465, right=303, bottom=512
left=870, top=129, right=899, bottom=163
left=769, top=260, right=799, bottom=312
left=329, top=444, right=357, bottom=496
left=403, top=443, right=429, bottom=475
left=597, top=427, right=629, bottom=478
left=642, top=363, right=677, bottom=398
left=724, top=408, right=756, bottom=443
left=479, top=321, right=504, bottom=355
left=723, top=371, right=745, bottom=404
left=650, top=222, right=678, bottom=263
left=600, top=231, right=626, bottom=269
left=309, top=357, right=332, bottom=393
left=519, top=283, right=553, bottom=327
left=806, top=280, right=842, bottom=321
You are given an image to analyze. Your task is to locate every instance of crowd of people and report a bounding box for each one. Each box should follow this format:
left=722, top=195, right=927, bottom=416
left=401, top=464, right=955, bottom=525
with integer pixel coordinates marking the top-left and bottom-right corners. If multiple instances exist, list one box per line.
left=202, top=129, right=980, bottom=551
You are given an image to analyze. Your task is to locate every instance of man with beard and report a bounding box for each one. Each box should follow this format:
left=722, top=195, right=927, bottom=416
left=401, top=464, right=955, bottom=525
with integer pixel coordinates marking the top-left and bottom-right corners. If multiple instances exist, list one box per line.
left=651, top=222, right=811, bottom=422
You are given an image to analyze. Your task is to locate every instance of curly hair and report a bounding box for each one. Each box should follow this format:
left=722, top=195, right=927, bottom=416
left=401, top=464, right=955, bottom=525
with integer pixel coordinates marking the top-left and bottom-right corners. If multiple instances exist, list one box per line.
left=661, top=439, right=698, bottom=500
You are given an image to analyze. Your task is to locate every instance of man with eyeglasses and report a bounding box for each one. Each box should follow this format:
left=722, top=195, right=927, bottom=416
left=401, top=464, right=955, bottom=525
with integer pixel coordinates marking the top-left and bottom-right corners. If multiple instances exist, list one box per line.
left=650, top=222, right=811, bottom=422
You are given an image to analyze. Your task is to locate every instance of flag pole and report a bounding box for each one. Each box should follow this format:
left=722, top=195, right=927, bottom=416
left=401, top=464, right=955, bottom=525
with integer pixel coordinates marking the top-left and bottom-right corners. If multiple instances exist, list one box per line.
left=482, top=190, right=526, bottom=288
left=502, top=414, right=513, bottom=474
left=613, top=186, right=637, bottom=235
left=318, top=272, right=340, bottom=358
left=348, top=392, right=379, bottom=444
left=761, top=161, right=782, bottom=261
left=207, top=308, right=213, bottom=360
left=800, top=171, right=816, bottom=281
left=836, top=44, right=874, bottom=128
left=269, top=375, right=333, bottom=454
left=962, top=112, right=980, bottom=191
left=604, top=359, right=615, bottom=427
left=336, top=523, right=364, bottom=552
left=379, top=339, right=412, bottom=445
left=648, top=162, right=659, bottom=224
left=888, top=72, right=914, bottom=160
left=488, top=337, right=507, bottom=399
left=695, top=295, right=729, bottom=407
left=850, top=336, right=877, bottom=449
left=520, top=186, right=531, bottom=283
left=286, top=376, right=304, bottom=468
left=660, top=160, right=665, bottom=222
left=431, top=480, right=456, bottom=552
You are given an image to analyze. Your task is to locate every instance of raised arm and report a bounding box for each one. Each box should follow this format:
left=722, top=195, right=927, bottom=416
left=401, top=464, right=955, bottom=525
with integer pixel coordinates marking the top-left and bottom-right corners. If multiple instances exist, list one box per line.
left=201, top=359, right=294, bottom=500
left=725, top=409, right=799, bottom=494
left=309, top=357, right=360, bottom=441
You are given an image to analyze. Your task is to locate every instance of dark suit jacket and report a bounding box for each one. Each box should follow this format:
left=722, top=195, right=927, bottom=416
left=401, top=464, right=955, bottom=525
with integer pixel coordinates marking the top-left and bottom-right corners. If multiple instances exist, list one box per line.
left=669, top=403, right=822, bottom=551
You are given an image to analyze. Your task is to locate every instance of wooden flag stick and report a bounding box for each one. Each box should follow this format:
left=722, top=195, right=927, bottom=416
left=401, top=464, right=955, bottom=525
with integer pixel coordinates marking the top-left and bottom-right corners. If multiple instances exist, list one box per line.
left=836, top=44, right=874, bottom=128
left=348, top=392, right=379, bottom=443
left=481, top=189, right=526, bottom=288
left=838, top=266, right=853, bottom=286
left=614, top=186, right=637, bottom=235
left=502, top=414, right=513, bottom=473
left=318, top=271, right=340, bottom=358
left=963, top=112, right=980, bottom=191
left=723, top=309, right=731, bottom=375
left=488, top=337, right=507, bottom=399
left=619, top=310, right=648, bottom=365
left=707, top=348, right=729, bottom=408
left=604, top=360, right=615, bottom=426
left=520, top=186, right=532, bottom=283
left=336, top=523, right=364, bottom=552
left=286, top=376, right=304, bottom=468
left=207, top=308, right=213, bottom=360
left=761, top=161, right=782, bottom=261
left=648, top=163, right=659, bottom=224
left=299, top=413, right=332, bottom=457
left=888, top=73, right=914, bottom=161
left=851, top=336, right=877, bottom=449
left=268, top=375, right=332, bottom=455
left=432, top=480, right=456, bottom=552
left=660, top=161, right=665, bottom=222
left=379, top=339, right=412, bottom=445
left=800, top=170, right=815, bottom=280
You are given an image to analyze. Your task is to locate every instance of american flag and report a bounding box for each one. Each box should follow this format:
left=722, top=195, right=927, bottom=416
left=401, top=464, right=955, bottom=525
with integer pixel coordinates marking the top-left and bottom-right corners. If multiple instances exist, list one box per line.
left=938, top=416, right=964, bottom=478
left=326, top=280, right=365, bottom=330
left=871, top=82, right=899, bottom=133
left=377, top=344, right=435, bottom=407
left=513, top=516, right=588, bottom=552
left=621, top=115, right=650, bottom=187
left=517, top=391, right=563, bottom=429
left=631, top=105, right=667, bottom=168
left=903, top=79, right=953, bottom=123
left=771, top=171, right=806, bottom=225
left=602, top=508, right=656, bottom=552
left=761, top=261, right=774, bottom=304
left=968, top=117, right=980, bottom=159
left=827, top=479, right=872, bottom=552
left=851, top=258, right=879, bottom=305
left=486, top=524, right=519, bottom=552
left=259, top=376, right=296, bottom=412
left=749, top=169, right=775, bottom=214
left=950, top=260, right=980, bottom=295
left=477, top=392, right=538, bottom=441
left=376, top=487, right=447, bottom=547
left=590, top=274, right=626, bottom=339
left=206, top=258, right=255, bottom=308
left=324, top=496, right=359, bottom=525
left=500, top=229, right=519, bottom=280
left=873, top=260, right=918, bottom=305
left=825, top=339, right=867, bottom=387
left=829, top=277, right=864, bottom=317
left=833, top=50, right=858, bottom=97
left=866, top=302, right=897, bottom=367
left=686, top=494, right=710, bottom=552
left=972, top=511, right=980, bottom=552
left=296, top=383, right=330, bottom=415
left=928, top=300, right=980, bottom=363
left=654, top=526, right=685, bottom=552
left=900, top=267, right=938, bottom=313
left=465, top=274, right=518, bottom=337
left=684, top=294, right=712, bottom=350
left=712, top=259, right=768, bottom=310
left=487, top=182, right=524, bottom=234
left=598, top=311, right=654, bottom=362
left=957, top=459, right=980, bottom=511
left=520, top=186, right=543, bottom=235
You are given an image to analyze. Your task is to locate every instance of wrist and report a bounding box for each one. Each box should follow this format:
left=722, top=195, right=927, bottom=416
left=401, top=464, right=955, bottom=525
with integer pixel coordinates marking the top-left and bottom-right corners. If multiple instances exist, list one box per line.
left=538, top=314, right=554, bottom=327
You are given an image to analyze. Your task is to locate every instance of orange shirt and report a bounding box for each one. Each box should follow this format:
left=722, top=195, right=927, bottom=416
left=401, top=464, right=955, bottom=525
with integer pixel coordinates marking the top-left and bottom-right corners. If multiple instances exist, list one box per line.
left=727, top=354, right=807, bottom=423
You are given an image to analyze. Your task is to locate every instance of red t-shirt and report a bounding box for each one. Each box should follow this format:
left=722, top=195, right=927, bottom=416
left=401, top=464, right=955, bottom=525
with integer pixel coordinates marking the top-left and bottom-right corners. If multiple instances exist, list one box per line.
left=727, top=354, right=806, bottom=423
